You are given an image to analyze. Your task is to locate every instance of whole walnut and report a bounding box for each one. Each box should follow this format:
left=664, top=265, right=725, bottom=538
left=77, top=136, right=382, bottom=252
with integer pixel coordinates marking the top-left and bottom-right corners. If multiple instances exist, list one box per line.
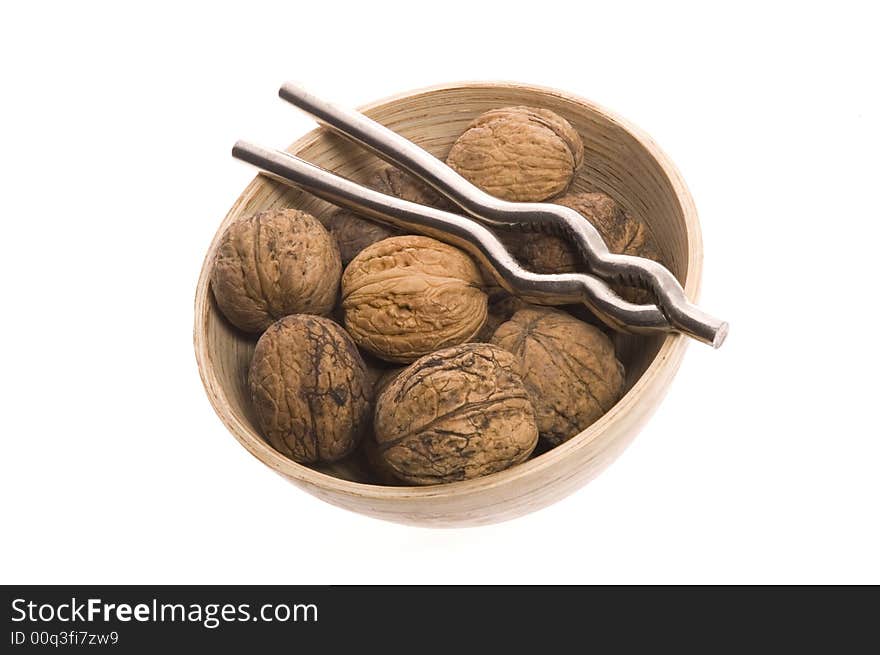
left=516, top=192, right=664, bottom=303
left=374, top=343, right=538, bottom=485
left=248, top=315, right=371, bottom=464
left=341, top=235, right=488, bottom=363
left=211, top=208, right=341, bottom=333
left=446, top=106, right=584, bottom=202
left=323, top=165, right=447, bottom=266
left=491, top=307, right=625, bottom=445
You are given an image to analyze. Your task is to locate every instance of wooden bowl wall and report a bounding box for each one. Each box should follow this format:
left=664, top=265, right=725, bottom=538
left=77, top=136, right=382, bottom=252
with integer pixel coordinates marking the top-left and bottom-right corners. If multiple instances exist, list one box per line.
left=194, top=82, right=702, bottom=527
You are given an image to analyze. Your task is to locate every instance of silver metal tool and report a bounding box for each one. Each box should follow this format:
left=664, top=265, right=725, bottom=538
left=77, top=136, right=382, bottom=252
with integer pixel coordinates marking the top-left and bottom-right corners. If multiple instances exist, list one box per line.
left=233, top=84, right=728, bottom=348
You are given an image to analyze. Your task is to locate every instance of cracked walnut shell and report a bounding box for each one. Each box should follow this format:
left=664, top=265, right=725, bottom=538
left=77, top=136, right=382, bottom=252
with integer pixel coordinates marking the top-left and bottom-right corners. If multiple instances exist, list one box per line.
left=211, top=208, right=341, bottom=333
left=374, top=343, right=538, bottom=485
left=491, top=307, right=624, bottom=446
left=446, top=106, right=584, bottom=202
left=341, top=235, right=488, bottom=363
left=248, top=315, right=371, bottom=464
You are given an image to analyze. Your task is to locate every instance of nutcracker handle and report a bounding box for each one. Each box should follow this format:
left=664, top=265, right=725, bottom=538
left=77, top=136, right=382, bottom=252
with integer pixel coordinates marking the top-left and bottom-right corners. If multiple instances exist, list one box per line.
left=277, top=82, right=727, bottom=348
left=232, top=140, right=673, bottom=338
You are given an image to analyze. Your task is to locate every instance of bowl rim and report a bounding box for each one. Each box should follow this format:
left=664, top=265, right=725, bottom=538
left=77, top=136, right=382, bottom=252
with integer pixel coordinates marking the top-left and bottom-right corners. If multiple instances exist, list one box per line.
left=193, top=80, right=700, bottom=501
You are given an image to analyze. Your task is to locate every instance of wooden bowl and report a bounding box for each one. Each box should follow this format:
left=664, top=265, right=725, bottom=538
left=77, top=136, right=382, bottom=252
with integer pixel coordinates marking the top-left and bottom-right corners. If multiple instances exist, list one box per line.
left=194, top=82, right=702, bottom=527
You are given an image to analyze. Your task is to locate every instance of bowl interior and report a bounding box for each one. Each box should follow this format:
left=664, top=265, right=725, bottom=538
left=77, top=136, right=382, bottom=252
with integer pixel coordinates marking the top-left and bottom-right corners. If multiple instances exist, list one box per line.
left=197, top=83, right=694, bottom=487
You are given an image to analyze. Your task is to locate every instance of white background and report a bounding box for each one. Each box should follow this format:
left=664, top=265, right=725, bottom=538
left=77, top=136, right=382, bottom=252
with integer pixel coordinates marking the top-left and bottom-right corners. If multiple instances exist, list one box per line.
left=2, top=1, right=878, bottom=584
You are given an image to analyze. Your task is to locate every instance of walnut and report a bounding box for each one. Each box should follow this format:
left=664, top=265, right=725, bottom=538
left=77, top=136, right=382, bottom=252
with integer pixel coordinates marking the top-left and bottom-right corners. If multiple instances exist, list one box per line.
left=374, top=343, right=538, bottom=485
left=514, top=233, right=577, bottom=274
left=323, top=165, right=448, bottom=266
left=446, top=106, right=584, bottom=202
left=556, top=192, right=663, bottom=265
left=211, top=208, right=341, bottom=333
left=515, top=192, right=664, bottom=303
left=313, top=435, right=403, bottom=486
left=475, top=294, right=530, bottom=341
left=368, top=165, right=448, bottom=208
left=359, top=436, right=405, bottom=486
left=491, top=307, right=625, bottom=445
left=248, top=315, right=371, bottom=463
left=324, top=210, right=398, bottom=267
left=341, top=235, right=488, bottom=363
left=361, top=355, right=388, bottom=395
left=374, top=366, right=406, bottom=396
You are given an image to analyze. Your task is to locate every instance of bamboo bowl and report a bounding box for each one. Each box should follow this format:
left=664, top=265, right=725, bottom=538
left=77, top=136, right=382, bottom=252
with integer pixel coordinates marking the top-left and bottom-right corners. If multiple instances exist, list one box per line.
left=194, top=82, right=702, bottom=527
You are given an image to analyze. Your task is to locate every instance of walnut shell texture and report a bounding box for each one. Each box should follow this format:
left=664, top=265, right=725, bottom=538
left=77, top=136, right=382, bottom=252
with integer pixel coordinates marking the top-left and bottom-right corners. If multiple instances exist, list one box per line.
left=248, top=315, right=371, bottom=464
left=368, top=165, right=448, bottom=208
left=514, top=232, right=579, bottom=275
left=211, top=208, right=341, bottom=333
left=555, top=192, right=662, bottom=263
left=324, top=210, right=399, bottom=267
left=374, top=366, right=406, bottom=397
left=322, top=166, right=447, bottom=266
left=374, top=343, right=538, bottom=485
left=341, top=235, right=488, bottom=363
left=491, top=307, right=625, bottom=446
left=475, top=294, right=530, bottom=342
left=359, top=435, right=406, bottom=486
left=515, top=192, right=664, bottom=303
left=446, top=106, right=584, bottom=202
